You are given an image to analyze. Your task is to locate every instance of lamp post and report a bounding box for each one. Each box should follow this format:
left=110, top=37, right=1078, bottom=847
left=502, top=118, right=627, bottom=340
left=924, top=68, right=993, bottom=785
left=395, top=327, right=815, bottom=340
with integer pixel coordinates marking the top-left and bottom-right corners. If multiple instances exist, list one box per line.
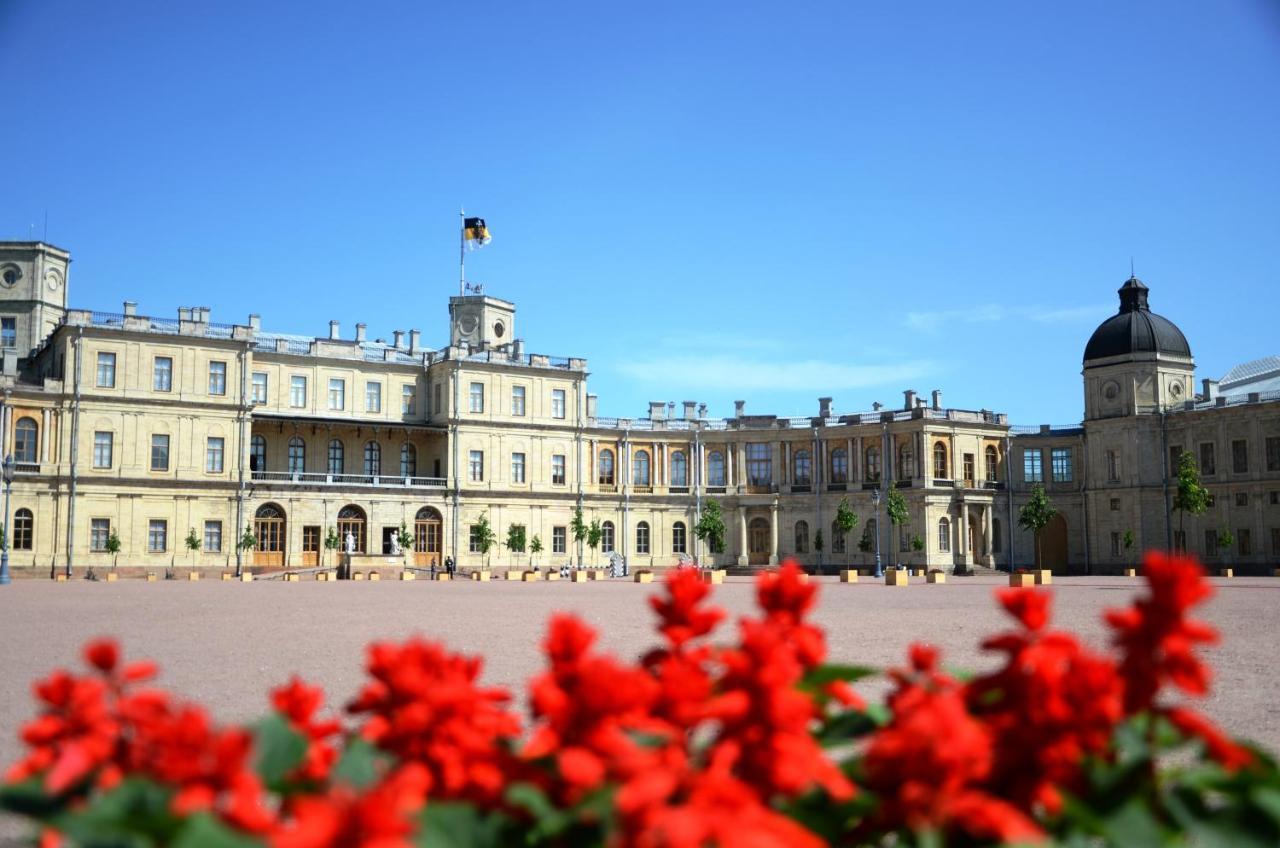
left=0, top=454, right=14, bottom=585
left=871, top=487, right=883, bottom=579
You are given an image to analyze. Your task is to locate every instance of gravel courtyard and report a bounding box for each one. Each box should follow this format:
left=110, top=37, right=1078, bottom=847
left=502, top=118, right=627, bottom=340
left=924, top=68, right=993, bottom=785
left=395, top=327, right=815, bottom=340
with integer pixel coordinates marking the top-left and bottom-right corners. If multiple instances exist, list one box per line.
left=1, top=573, right=1276, bottom=785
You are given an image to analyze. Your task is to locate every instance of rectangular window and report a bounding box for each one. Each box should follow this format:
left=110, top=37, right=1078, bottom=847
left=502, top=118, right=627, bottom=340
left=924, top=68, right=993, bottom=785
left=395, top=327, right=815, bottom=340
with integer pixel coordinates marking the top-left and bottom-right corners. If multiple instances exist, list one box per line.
left=746, top=443, right=771, bottom=487
left=1169, top=445, right=1183, bottom=475
left=1236, top=492, right=1249, bottom=507
left=1199, top=442, right=1216, bottom=476
left=1232, top=439, right=1248, bottom=474
left=469, top=382, right=484, bottom=413
left=290, top=375, right=307, bottom=407
left=208, top=361, right=226, bottom=395
left=511, top=385, right=525, bottom=416
left=434, top=383, right=442, bottom=415
left=252, top=372, right=268, bottom=404
left=204, top=521, right=222, bottom=552
left=91, top=519, right=110, bottom=552
left=148, top=519, right=167, bottom=553
left=1111, top=532, right=1121, bottom=557
left=636, top=523, right=650, bottom=554
left=551, top=454, right=566, bottom=485
left=96, top=352, right=116, bottom=388
left=93, top=431, right=113, bottom=469
left=1023, top=448, right=1043, bottom=483
left=1110, top=497, right=1121, bottom=511
left=0, top=316, right=15, bottom=348
left=1051, top=448, right=1073, bottom=483
left=365, top=381, right=381, bottom=413
left=552, top=526, right=566, bottom=554
left=672, top=523, right=686, bottom=554
left=206, top=437, right=225, bottom=473
left=1268, top=437, right=1280, bottom=472
left=328, top=378, right=345, bottom=410
left=150, top=434, right=170, bottom=472
left=511, top=452, right=526, bottom=483
left=963, top=453, right=975, bottom=484
left=1204, top=529, right=1218, bottom=557
left=1106, top=449, right=1120, bottom=482
left=401, top=384, right=416, bottom=415
left=154, top=356, right=173, bottom=392
left=469, top=524, right=483, bottom=553
left=551, top=389, right=566, bottom=419
left=1239, top=528, right=1252, bottom=556
left=1272, top=491, right=1280, bottom=506
left=469, top=450, right=484, bottom=482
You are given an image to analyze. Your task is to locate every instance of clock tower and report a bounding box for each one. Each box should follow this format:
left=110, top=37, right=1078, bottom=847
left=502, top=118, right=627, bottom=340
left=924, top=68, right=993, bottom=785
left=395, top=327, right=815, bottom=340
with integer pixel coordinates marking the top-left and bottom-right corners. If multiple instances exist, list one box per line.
left=448, top=294, right=516, bottom=350
left=0, top=242, right=70, bottom=374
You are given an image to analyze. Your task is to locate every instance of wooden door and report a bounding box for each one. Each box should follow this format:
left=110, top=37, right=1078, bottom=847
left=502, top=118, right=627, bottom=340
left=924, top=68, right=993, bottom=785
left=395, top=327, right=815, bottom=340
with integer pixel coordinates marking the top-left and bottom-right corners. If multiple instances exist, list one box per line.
left=414, top=518, right=441, bottom=567
left=337, top=519, right=365, bottom=554
left=254, top=517, right=285, bottom=567
left=748, top=519, right=769, bottom=566
left=301, top=525, right=320, bottom=567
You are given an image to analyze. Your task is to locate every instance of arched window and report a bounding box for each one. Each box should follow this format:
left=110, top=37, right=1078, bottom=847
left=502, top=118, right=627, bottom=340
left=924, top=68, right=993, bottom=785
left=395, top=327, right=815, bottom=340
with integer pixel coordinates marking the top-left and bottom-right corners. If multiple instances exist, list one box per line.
left=992, top=518, right=1002, bottom=553
left=287, top=437, right=305, bottom=475
left=13, top=507, right=32, bottom=550
left=672, top=521, right=687, bottom=554
left=831, top=520, right=846, bottom=554
left=985, top=445, right=999, bottom=482
left=933, top=442, right=949, bottom=479
left=938, top=517, right=951, bottom=552
left=898, top=445, right=914, bottom=479
left=250, top=435, right=266, bottom=473
left=864, top=446, right=880, bottom=482
left=363, top=441, right=381, bottom=477
left=636, top=521, right=650, bottom=554
left=633, top=450, right=651, bottom=486
left=601, top=520, right=615, bottom=553
left=830, top=448, right=848, bottom=484
left=793, top=450, right=812, bottom=485
left=14, top=417, right=38, bottom=463
left=794, top=520, right=809, bottom=554
left=400, top=443, right=417, bottom=478
left=598, top=449, right=615, bottom=485
left=327, top=439, right=344, bottom=476
left=707, top=451, right=726, bottom=486
left=337, top=504, right=366, bottom=553
left=670, top=451, right=687, bottom=487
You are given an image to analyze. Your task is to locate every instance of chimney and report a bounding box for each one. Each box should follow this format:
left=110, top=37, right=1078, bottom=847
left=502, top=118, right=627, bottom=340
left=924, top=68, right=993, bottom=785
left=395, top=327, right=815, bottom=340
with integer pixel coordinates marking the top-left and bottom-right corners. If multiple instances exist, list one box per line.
left=819, top=397, right=833, bottom=418
left=1215, top=396, right=1227, bottom=407
left=392, top=330, right=404, bottom=349
left=123, top=301, right=137, bottom=317
left=409, top=329, right=421, bottom=353
left=1201, top=379, right=1218, bottom=402
left=329, top=320, right=340, bottom=340
left=872, top=402, right=883, bottom=412
left=698, top=403, right=707, bottom=419
left=931, top=389, right=943, bottom=410
left=196, top=307, right=210, bottom=323
left=683, top=400, right=697, bottom=420
left=512, top=338, right=524, bottom=360
left=248, top=314, right=261, bottom=332
left=649, top=401, right=666, bottom=421
left=586, top=393, right=598, bottom=419
left=178, top=307, right=193, bottom=321
left=903, top=389, right=917, bottom=411
left=734, top=400, right=745, bottom=418
left=355, top=323, right=367, bottom=343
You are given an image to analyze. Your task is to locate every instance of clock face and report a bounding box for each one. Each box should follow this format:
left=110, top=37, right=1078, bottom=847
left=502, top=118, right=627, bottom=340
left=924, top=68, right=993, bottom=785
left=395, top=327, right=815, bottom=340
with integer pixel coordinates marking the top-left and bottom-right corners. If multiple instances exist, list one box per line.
left=45, top=270, right=62, bottom=291
left=459, top=314, right=478, bottom=334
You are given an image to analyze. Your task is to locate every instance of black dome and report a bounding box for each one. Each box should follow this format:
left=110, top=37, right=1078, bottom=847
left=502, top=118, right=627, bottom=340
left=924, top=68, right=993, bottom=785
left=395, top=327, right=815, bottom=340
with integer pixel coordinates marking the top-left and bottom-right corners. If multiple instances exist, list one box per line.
left=1083, top=277, right=1191, bottom=364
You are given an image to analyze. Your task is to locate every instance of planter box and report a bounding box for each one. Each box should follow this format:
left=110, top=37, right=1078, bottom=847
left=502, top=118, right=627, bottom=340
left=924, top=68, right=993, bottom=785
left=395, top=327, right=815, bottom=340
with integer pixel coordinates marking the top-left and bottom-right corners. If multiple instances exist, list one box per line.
left=702, top=570, right=725, bottom=584
left=55, top=573, right=69, bottom=582
left=885, top=570, right=909, bottom=587
left=634, top=571, right=654, bottom=584
left=839, top=570, right=859, bottom=583
left=571, top=571, right=589, bottom=583
left=1034, top=569, right=1052, bottom=586
left=188, top=572, right=201, bottom=581
left=434, top=572, right=451, bottom=581
left=470, top=571, right=490, bottom=582
left=105, top=572, right=118, bottom=582
left=908, top=568, right=923, bottom=577
left=522, top=571, right=542, bottom=582
left=146, top=573, right=158, bottom=582
left=504, top=570, right=520, bottom=580
left=352, top=572, right=366, bottom=581
left=588, top=570, right=605, bottom=581
left=284, top=574, right=300, bottom=582
left=221, top=573, right=233, bottom=581
left=927, top=572, right=946, bottom=584
left=546, top=571, right=561, bottom=581
left=240, top=573, right=254, bottom=583
left=368, top=571, right=381, bottom=581
left=399, top=571, right=415, bottom=581
left=1009, top=573, right=1035, bottom=588
left=1219, top=568, right=1234, bottom=578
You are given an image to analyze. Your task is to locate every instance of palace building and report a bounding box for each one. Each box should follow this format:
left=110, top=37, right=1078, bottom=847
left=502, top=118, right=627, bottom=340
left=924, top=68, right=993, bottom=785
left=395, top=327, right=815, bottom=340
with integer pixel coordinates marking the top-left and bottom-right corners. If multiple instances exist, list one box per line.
left=0, top=240, right=1277, bottom=577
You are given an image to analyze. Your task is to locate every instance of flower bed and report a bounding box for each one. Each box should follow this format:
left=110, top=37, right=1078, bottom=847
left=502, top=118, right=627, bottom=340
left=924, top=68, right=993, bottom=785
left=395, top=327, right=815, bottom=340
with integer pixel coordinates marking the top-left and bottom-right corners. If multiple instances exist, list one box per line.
left=3, top=552, right=1278, bottom=846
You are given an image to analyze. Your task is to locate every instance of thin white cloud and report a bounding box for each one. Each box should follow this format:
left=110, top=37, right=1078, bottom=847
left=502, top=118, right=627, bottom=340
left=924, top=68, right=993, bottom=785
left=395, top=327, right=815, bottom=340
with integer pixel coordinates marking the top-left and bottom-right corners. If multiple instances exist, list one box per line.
left=616, top=355, right=935, bottom=392
left=904, top=303, right=1108, bottom=332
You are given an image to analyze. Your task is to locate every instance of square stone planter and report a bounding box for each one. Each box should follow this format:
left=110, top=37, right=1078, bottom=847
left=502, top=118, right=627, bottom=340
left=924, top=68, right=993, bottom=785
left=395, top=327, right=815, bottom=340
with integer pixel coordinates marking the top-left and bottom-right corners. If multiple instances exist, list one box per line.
left=839, top=570, right=859, bottom=583
left=146, top=573, right=158, bottom=582
left=398, top=571, right=415, bottom=581
left=522, top=571, right=542, bottom=582
left=240, top=573, right=254, bottom=583
left=885, top=570, right=908, bottom=587
left=634, top=571, right=654, bottom=584
left=187, top=572, right=201, bottom=581
left=284, top=573, right=300, bottom=582
left=927, top=572, right=946, bottom=584
left=702, top=569, right=725, bottom=584
left=221, top=573, right=233, bottom=581
left=504, top=570, right=520, bottom=580
left=55, top=574, right=68, bottom=582
left=1009, top=573, right=1035, bottom=588
left=1219, top=568, right=1234, bottom=578
left=571, top=570, right=589, bottom=583
left=471, top=571, right=490, bottom=582
left=105, top=572, right=119, bottom=582
left=588, top=570, right=605, bottom=581
left=1123, top=568, right=1138, bottom=577
left=434, top=572, right=451, bottom=581
left=369, top=571, right=381, bottom=581
left=1034, top=569, right=1052, bottom=585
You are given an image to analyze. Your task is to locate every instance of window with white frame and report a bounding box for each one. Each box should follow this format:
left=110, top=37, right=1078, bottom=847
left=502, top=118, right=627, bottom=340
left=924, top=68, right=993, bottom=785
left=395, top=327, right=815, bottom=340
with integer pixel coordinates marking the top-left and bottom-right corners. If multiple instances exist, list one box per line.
left=511, top=385, right=525, bottom=416
left=551, top=389, right=566, bottom=419
left=154, top=356, right=173, bottom=392
left=469, top=450, right=484, bottom=482
left=1051, top=448, right=1073, bottom=483
left=206, top=437, right=225, bottom=473
left=469, top=382, right=484, bottom=413
left=204, top=520, right=223, bottom=552
left=1023, top=448, right=1043, bottom=483
left=93, top=431, right=113, bottom=469
left=365, top=382, right=381, bottom=413
left=208, top=361, right=226, bottom=395
left=0, top=316, right=15, bottom=349
left=290, top=375, right=307, bottom=407
left=91, top=519, right=110, bottom=552
left=402, top=384, right=416, bottom=415
left=328, top=378, right=345, bottom=410
left=363, top=441, right=381, bottom=476
left=552, top=526, right=566, bottom=554
left=551, top=454, right=565, bottom=485
left=635, top=521, right=650, bottom=554
left=672, top=521, right=687, bottom=554
left=252, top=372, right=268, bottom=404
left=150, top=434, right=169, bottom=472
left=148, top=519, right=167, bottom=552
left=511, top=452, right=526, bottom=483
left=938, top=517, right=951, bottom=552
left=96, top=352, right=116, bottom=388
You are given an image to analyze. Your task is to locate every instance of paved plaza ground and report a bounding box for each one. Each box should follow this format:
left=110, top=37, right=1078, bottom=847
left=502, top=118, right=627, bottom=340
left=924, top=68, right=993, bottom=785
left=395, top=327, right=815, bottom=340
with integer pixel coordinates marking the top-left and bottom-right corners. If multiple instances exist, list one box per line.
left=0, top=573, right=1276, bottom=837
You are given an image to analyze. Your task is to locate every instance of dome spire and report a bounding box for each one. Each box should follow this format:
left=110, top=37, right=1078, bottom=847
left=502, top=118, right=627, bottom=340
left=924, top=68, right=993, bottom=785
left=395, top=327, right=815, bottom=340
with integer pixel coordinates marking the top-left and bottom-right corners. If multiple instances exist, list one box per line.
left=1118, top=275, right=1149, bottom=313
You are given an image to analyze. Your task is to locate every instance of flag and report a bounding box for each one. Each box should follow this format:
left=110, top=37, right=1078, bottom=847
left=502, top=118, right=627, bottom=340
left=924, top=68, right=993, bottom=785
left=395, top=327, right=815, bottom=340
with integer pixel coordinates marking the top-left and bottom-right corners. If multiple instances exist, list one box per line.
left=463, top=217, right=491, bottom=251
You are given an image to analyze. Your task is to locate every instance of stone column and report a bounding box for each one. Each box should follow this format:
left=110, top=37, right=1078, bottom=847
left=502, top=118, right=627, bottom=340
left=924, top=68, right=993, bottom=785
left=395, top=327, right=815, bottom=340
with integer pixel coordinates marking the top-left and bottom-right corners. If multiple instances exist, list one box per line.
left=41, top=408, right=52, bottom=464
left=782, top=442, right=791, bottom=486
left=737, top=506, right=748, bottom=567
left=957, top=503, right=970, bottom=570
left=983, top=503, right=994, bottom=565
left=922, top=430, right=932, bottom=487
left=853, top=436, right=861, bottom=483
left=726, top=444, right=734, bottom=488
left=737, top=443, right=747, bottom=492
left=769, top=501, right=779, bottom=565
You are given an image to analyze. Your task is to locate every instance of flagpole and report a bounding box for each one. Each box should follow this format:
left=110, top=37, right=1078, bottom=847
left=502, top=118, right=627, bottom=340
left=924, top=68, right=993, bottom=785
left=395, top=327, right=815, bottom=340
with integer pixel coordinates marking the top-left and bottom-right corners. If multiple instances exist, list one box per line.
left=459, top=208, right=465, bottom=297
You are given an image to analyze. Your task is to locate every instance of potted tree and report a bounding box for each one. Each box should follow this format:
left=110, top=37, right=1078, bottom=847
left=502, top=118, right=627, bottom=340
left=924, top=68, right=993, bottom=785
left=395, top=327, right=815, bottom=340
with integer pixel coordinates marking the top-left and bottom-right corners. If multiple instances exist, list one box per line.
left=1122, top=528, right=1136, bottom=575
left=693, top=499, right=726, bottom=569
left=505, top=523, right=527, bottom=577
left=183, top=527, right=201, bottom=579
left=834, top=497, right=859, bottom=576
left=472, top=513, right=497, bottom=575
left=395, top=523, right=414, bottom=578
left=570, top=506, right=588, bottom=569
left=236, top=525, right=257, bottom=581
left=1018, top=484, right=1056, bottom=578
left=323, top=526, right=340, bottom=573
left=911, top=534, right=925, bottom=570
left=1171, top=451, right=1209, bottom=549
left=1217, top=527, right=1235, bottom=577
left=884, top=488, right=908, bottom=570
left=586, top=519, right=603, bottom=569
left=529, top=534, right=543, bottom=569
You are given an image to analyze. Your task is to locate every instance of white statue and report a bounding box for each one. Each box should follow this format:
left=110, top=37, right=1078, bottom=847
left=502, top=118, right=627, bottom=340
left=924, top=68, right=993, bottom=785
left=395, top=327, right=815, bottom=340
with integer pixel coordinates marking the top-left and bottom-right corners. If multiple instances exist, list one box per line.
left=390, top=535, right=402, bottom=556
left=344, top=531, right=356, bottom=554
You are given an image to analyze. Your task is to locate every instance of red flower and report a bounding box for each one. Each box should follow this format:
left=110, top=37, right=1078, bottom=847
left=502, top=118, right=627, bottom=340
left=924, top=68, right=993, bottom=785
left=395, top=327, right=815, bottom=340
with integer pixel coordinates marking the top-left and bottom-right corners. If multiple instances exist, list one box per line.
left=271, top=763, right=430, bottom=848
left=272, top=677, right=342, bottom=783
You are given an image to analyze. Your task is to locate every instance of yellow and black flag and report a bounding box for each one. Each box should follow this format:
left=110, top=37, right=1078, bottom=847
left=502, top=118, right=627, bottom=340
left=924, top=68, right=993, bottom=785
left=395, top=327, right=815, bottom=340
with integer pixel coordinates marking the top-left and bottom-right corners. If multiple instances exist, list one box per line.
left=463, top=217, right=491, bottom=251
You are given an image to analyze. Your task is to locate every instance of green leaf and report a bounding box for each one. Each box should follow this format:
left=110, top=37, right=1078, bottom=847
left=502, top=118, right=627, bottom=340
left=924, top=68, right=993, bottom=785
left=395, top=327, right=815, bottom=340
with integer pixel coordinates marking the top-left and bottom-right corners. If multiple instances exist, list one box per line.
left=170, top=813, right=264, bottom=848
left=49, top=778, right=176, bottom=846
left=0, top=777, right=62, bottom=819
left=417, top=802, right=509, bottom=848
left=815, top=710, right=881, bottom=746
left=1098, top=795, right=1167, bottom=846
left=253, top=713, right=308, bottom=787
left=1250, top=786, right=1280, bottom=826
left=332, top=736, right=383, bottom=789
left=800, top=664, right=878, bottom=690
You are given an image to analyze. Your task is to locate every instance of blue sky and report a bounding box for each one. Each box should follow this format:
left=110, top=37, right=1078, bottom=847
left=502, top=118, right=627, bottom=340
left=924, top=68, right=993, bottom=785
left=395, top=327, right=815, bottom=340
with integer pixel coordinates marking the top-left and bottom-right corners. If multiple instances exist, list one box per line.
left=2, top=1, right=1277, bottom=425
